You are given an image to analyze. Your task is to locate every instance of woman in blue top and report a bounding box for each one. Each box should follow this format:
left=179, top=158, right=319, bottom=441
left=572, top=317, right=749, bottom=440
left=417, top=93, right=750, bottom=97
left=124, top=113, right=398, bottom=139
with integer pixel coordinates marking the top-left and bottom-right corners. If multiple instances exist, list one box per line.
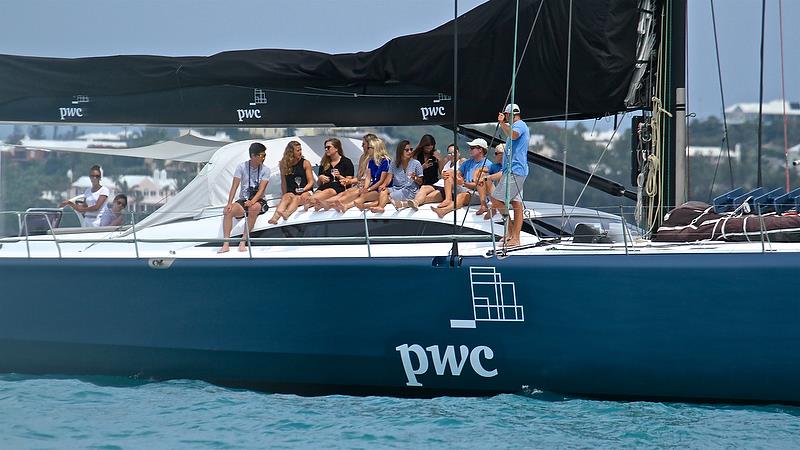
left=370, top=140, right=424, bottom=213
left=268, top=140, right=314, bottom=224
left=333, top=136, right=391, bottom=213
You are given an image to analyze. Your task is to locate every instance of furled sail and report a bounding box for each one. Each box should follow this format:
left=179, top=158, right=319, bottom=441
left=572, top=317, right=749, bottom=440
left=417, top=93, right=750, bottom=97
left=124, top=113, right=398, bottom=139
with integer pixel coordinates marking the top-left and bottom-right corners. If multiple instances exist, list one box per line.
left=0, top=0, right=641, bottom=126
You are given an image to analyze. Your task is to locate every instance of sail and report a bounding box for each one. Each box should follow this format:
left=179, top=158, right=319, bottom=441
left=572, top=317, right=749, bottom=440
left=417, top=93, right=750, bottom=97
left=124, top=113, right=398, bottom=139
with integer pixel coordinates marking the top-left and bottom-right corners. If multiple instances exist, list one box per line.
left=0, top=0, right=640, bottom=126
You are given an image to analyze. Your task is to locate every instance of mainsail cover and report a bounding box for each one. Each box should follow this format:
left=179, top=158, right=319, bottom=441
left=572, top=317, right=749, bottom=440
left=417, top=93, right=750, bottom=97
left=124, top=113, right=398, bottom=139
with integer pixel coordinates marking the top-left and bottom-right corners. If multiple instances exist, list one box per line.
left=0, top=0, right=640, bottom=126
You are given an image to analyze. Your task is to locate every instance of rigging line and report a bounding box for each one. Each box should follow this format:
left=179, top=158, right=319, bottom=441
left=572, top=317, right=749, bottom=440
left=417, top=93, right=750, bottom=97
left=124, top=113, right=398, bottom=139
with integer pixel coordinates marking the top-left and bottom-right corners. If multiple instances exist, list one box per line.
left=451, top=0, right=459, bottom=261
left=706, top=132, right=727, bottom=202
left=456, top=0, right=544, bottom=239
left=709, top=0, right=735, bottom=190
left=501, top=0, right=522, bottom=252
left=560, top=0, right=574, bottom=235
left=564, top=112, right=628, bottom=227
left=779, top=0, right=790, bottom=192
left=756, top=0, right=766, bottom=187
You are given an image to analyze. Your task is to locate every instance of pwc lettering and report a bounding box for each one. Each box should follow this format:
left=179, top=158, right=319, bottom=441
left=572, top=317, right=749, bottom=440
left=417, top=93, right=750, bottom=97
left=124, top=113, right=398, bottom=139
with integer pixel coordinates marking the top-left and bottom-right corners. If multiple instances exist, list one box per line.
left=420, top=106, right=446, bottom=121
left=59, top=107, right=84, bottom=120
left=236, top=109, right=262, bottom=123
left=395, top=344, right=498, bottom=387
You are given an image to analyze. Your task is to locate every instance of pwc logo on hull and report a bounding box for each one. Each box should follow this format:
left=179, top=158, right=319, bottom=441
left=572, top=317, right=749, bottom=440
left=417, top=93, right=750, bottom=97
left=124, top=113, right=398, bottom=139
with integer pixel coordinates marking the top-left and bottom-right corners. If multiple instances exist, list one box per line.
left=395, top=267, right=524, bottom=387
left=236, top=89, right=268, bottom=123
left=58, top=95, right=89, bottom=121
left=396, top=344, right=497, bottom=387
left=419, top=93, right=451, bottom=121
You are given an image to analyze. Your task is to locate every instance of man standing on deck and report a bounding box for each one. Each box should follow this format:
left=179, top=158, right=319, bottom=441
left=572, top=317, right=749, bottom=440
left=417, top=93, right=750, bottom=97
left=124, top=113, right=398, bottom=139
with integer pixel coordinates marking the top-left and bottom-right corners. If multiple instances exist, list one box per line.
left=491, top=103, right=529, bottom=247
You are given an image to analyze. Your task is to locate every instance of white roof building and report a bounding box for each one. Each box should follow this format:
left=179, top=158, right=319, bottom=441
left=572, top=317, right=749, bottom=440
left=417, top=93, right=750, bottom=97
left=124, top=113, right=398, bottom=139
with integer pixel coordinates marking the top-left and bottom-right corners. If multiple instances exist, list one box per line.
left=725, top=100, right=800, bottom=124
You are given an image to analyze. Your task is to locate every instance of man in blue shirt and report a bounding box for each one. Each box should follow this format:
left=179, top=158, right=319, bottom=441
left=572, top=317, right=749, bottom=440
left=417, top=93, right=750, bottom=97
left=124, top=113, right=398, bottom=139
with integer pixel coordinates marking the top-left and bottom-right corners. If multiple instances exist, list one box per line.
left=491, top=103, right=529, bottom=246
left=432, top=138, right=489, bottom=218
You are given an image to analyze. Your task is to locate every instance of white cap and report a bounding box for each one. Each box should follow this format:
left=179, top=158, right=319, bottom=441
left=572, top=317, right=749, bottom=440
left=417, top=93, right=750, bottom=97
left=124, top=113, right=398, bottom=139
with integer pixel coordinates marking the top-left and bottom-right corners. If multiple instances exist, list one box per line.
left=504, top=103, right=521, bottom=115
left=466, top=138, right=488, bottom=150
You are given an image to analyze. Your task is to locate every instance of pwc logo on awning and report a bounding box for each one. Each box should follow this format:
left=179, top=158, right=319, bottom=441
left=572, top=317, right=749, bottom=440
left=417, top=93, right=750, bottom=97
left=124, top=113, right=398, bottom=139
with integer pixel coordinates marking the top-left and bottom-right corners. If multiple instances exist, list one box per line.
left=419, top=93, right=451, bottom=121
left=236, top=89, right=268, bottom=123
left=58, top=95, right=89, bottom=121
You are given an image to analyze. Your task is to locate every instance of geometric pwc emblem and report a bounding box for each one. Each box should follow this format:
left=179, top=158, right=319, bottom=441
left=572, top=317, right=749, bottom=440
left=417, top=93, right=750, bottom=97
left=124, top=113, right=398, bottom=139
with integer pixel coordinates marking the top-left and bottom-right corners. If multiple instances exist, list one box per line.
left=450, top=266, right=524, bottom=329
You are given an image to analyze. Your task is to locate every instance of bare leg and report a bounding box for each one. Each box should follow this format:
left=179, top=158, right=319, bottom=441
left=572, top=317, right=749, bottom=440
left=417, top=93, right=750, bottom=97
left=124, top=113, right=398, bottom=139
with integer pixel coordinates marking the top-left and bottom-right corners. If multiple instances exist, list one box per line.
left=508, top=199, right=524, bottom=246
left=219, top=202, right=245, bottom=253
left=370, top=190, right=390, bottom=213
left=475, top=182, right=489, bottom=215
left=269, top=193, right=292, bottom=224
left=432, top=193, right=470, bottom=219
left=238, top=203, right=262, bottom=251
left=283, top=193, right=305, bottom=219
left=490, top=195, right=510, bottom=241
left=437, top=177, right=454, bottom=208
left=311, top=189, right=337, bottom=210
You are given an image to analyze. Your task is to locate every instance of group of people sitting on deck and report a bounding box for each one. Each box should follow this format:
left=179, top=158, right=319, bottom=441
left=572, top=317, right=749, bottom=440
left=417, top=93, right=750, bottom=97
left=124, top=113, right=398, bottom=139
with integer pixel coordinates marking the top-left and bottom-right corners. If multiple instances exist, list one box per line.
left=219, top=103, right=530, bottom=253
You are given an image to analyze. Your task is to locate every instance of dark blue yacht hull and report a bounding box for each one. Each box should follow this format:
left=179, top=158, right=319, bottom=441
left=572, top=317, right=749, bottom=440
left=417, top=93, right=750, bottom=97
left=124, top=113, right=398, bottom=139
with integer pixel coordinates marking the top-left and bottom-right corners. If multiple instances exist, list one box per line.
left=1, top=253, right=799, bottom=403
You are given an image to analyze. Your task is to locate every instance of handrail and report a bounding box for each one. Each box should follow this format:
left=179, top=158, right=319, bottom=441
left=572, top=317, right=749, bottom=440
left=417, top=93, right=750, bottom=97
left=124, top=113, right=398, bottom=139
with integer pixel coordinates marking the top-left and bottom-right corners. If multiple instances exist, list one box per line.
left=41, top=212, right=62, bottom=259
left=130, top=211, right=140, bottom=259
left=0, top=234, right=495, bottom=247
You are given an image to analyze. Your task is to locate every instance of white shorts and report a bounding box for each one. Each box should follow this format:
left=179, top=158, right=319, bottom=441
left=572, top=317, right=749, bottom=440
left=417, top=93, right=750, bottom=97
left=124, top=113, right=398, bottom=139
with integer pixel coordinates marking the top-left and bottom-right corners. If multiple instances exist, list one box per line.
left=492, top=173, right=525, bottom=203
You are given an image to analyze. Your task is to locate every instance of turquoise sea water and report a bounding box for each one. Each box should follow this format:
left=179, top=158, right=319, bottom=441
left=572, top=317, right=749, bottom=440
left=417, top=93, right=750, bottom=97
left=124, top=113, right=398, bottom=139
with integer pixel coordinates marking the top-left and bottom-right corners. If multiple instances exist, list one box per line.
left=1, top=375, right=799, bottom=449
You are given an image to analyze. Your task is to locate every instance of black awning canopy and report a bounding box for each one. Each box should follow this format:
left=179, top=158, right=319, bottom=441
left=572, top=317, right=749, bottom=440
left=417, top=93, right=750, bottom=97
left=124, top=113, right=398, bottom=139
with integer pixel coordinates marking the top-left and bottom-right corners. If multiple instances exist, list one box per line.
left=0, top=0, right=640, bottom=126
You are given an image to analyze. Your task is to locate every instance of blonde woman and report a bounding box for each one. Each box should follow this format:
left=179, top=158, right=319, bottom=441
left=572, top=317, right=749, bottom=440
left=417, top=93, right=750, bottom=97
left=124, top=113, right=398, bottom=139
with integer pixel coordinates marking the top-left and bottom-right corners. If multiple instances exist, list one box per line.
left=318, top=133, right=376, bottom=210
left=333, top=136, right=391, bottom=212
left=370, top=140, right=423, bottom=213
left=268, top=140, right=314, bottom=224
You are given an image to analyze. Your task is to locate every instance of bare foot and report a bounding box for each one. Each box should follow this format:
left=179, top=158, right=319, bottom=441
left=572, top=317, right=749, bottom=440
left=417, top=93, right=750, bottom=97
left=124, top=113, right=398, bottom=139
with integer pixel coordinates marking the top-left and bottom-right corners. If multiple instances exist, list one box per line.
left=483, top=211, right=492, bottom=220
left=475, top=207, right=488, bottom=215
left=432, top=206, right=449, bottom=219
left=333, top=200, right=346, bottom=213
left=436, top=200, right=452, bottom=209
left=217, top=244, right=230, bottom=253
left=268, top=214, right=280, bottom=225
left=369, top=206, right=385, bottom=213
left=238, top=242, right=248, bottom=252
left=279, top=211, right=291, bottom=220
left=318, top=199, right=331, bottom=211
left=505, top=239, right=521, bottom=247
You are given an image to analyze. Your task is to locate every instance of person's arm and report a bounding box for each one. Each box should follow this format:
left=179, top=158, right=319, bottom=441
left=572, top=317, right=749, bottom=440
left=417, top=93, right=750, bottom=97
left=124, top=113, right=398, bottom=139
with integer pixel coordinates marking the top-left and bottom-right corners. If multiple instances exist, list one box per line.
left=225, top=177, right=241, bottom=214
left=317, top=165, right=330, bottom=186
left=246, top=178, right=269, bottom=207
left=302, top=160, right=314, bottom=192
left=411, top=162, right=424, bottom=186
left=110, top=213, right=125, bottom=227
left=497, top=113, right=520, bottom=139
left=83, top=195, right=108, bottom=213
left=279, top=168, right=287, bottom=194
left=377, top=172, right=393, bottom=191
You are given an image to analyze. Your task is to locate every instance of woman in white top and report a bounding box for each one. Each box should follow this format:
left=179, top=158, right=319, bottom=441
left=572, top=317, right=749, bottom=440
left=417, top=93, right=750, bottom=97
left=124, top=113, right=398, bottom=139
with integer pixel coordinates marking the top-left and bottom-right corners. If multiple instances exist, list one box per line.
left=60, top=165, right=110, bottom=227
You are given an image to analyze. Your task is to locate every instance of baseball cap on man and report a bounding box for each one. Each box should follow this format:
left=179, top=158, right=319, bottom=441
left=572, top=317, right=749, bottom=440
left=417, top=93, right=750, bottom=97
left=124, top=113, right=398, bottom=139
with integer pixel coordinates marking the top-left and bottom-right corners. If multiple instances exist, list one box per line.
left=466, top=138, right=488, bottom=150
left=504, top=103, right=521, bottom=115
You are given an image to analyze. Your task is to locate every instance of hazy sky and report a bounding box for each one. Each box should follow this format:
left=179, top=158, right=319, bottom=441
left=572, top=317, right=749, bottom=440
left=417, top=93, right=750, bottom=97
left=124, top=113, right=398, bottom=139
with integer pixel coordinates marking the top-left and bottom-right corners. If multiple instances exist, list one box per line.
left=1, top=0, right=798, bottom=120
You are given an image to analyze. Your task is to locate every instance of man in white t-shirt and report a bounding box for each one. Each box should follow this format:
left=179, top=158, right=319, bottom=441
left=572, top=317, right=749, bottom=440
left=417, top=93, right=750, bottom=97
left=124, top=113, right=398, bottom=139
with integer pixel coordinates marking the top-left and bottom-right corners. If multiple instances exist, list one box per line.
left=60, top=164, right=110, bottom=227
left=219, top=142, right=270, bottom=253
